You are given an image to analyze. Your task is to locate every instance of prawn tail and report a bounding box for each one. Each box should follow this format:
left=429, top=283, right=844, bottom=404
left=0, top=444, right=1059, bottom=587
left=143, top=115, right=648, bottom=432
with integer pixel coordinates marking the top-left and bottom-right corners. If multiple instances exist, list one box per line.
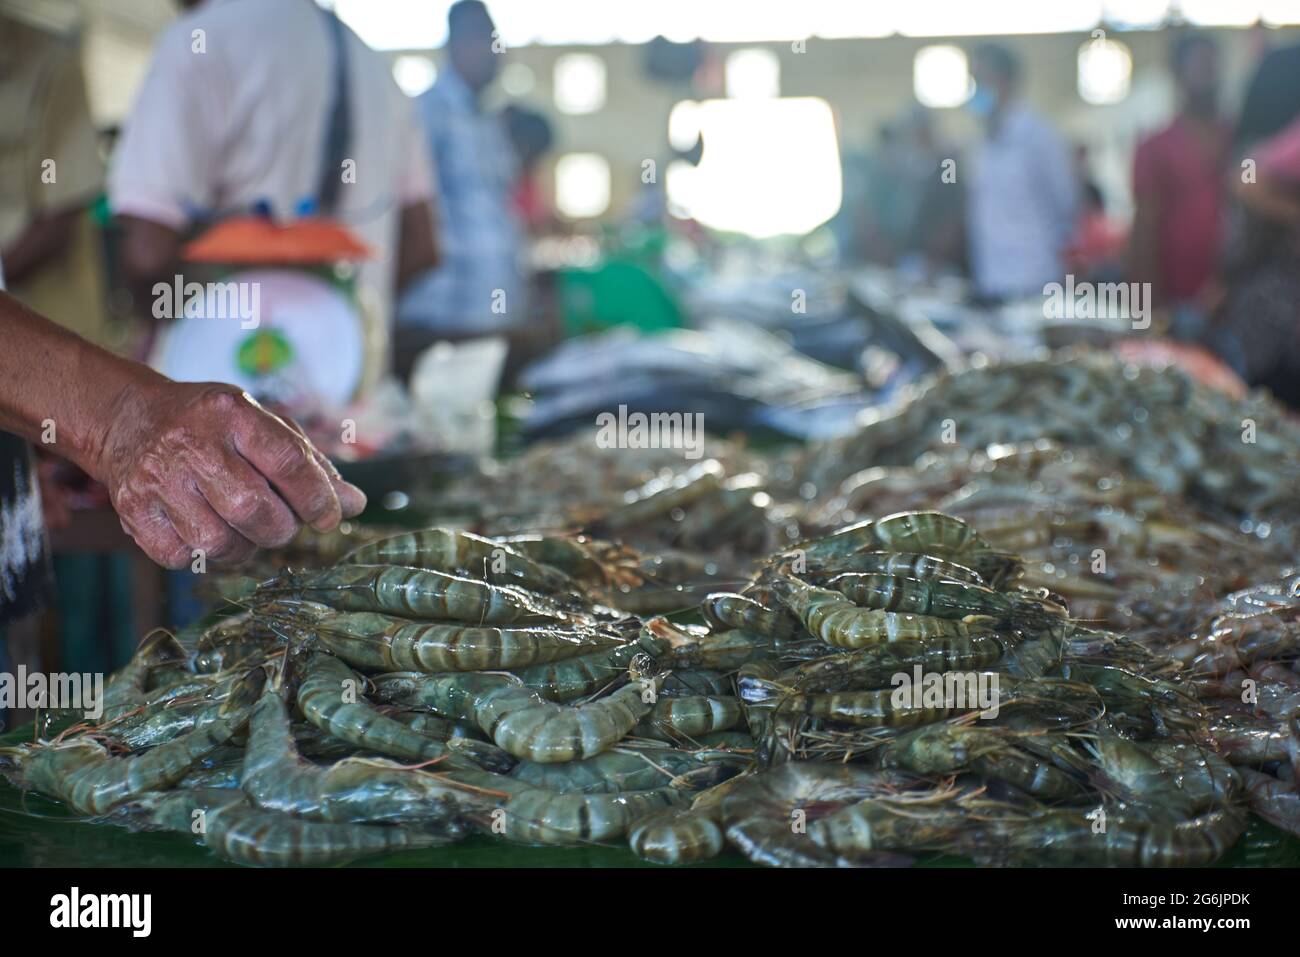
left=134, top=628, right=188, bottom=666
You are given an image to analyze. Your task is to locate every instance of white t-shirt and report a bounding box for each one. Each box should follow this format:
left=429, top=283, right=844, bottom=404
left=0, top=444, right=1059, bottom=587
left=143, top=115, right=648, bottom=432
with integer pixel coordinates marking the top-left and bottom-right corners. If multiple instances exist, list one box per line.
left=108, top=0, right=433, bottom=321
left=966, top=104, right=1078, bottom=300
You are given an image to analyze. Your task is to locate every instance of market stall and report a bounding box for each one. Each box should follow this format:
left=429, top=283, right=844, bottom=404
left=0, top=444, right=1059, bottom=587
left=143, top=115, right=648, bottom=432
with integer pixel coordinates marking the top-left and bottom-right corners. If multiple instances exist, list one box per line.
left=3, top=0, right=1300, bottom=885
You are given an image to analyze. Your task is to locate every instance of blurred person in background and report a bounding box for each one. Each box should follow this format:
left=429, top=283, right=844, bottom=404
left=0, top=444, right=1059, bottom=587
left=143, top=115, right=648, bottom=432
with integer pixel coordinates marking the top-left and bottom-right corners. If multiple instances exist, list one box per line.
left=109, top=0, right=438, bottom=340
left=878, top=109, right=946, bottom=266
left=835, top=122, right=900, bottom=265
left=0, top=6, right=110, bottom=729
left=910, top=172, right=968, bottom=282
left=503, top=104, right=555, bottom=237
left=0, top=7, right=109, bottom=347
left=106, top=0, right=437, bottom=639
left=396, top=1, right=526, bottom=378
left=832, top=125, right=885, bottom=265
left=964, top=43, right=1077, bottom=302
left=837, top=109, right=946, bottom=271
left=1067, top=182, right=1128, bottom=282
left=1128, top=34, right=1227, bottom=337
left=1205, top=42, right=1300, bottom=408
left=1, top=5, right=108, bottom=527
left=500, top=103, right=559, bottom=387
left=0, top=269, right=52, bottom=735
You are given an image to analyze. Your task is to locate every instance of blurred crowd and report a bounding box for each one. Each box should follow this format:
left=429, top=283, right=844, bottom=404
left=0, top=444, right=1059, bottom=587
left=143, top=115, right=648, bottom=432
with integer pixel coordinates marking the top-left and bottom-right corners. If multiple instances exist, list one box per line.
left=9, top=3, right=1300, bottom=408
left=2, top=0, right=559, bottom=385
left=835, top=34, right=1300, bottom=406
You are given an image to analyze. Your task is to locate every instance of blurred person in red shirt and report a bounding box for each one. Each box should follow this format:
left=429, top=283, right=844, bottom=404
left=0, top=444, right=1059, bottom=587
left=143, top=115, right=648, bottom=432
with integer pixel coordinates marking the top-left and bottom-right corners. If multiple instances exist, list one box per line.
left=1067, top=180, right=1128, bottom=281
left=1205, top=42, right=1300, bottom=408
left=1128, top=33, right=1228, bottom=333
left=503, top=104, right=555, bottom=237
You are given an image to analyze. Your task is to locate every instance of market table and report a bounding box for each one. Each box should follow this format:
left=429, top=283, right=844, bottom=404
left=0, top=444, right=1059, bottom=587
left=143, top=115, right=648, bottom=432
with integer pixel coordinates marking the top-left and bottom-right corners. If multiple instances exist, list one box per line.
left=3, top=722, right=1296, bottom=868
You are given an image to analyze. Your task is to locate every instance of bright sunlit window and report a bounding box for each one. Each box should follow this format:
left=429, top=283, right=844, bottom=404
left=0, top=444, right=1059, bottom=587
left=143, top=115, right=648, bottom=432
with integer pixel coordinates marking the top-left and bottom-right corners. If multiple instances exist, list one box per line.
left=1261, top=0, right=1300, bottom=24
left=913, top=46, right=971, bottom=109
left=664, top=159, right=696, bottom=219
left=500, top=62, right=536, bottom=96
left=1077, top=36, right=1132, bottom=105
left=896, top=0, right=1100, bottom=36
left=1179, top=0, right=1263, bottom=25
left=555, top=153, right=611, bottom=218
left=331, top=1, right=1285, bottom=47
left=331, top=0, right=442, bottom=49
left=553, top=53, right=606, bottom=114
left=392, top=55, right=436, bottom=97
left=725, top=49, right=781, bottom=98
left=1103, top=0, right=1170, bottom=26
left=664, top=97, right=841, bottom=238
left=668, top=100, right=702, bottom=152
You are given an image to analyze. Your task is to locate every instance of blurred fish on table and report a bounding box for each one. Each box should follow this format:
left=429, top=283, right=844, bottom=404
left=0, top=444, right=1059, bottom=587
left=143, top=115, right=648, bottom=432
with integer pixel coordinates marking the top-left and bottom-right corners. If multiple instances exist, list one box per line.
left=516, top=320, right=875, bottom=443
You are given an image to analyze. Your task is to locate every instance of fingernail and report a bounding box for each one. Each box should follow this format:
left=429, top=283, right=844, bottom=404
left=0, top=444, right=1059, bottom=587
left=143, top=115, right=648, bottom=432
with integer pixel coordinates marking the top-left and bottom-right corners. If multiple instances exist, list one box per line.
left=311, top=513, right=344, bottom=533
left=339, top=482, right=367, bottom=512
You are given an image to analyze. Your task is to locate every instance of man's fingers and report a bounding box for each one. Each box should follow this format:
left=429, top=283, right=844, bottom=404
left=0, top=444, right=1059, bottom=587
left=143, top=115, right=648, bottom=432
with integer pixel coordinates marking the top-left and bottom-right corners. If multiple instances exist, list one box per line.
left=105, top=385, right=360, bottom=572
left=119, top=507, right=190, bottom=570
left=307, top=449, right=367, bottom=518
left=279, top=415, right=368, bottom=518
left=159, top=485, right=253, bottom=563
left=231, top=407, right=343, bottom=531
left=210, top=532, right=258, bottom=567
left=193, top=449, right=300, bottom=549
left=332, top=477, right=368, bottom=519
left=121, top=491, right=257, bottom=568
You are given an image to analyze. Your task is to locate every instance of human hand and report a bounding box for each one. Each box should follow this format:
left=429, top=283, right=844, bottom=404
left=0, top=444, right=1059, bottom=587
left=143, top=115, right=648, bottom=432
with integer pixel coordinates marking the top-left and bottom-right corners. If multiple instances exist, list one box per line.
left=92, top=380, right=366, bottom=568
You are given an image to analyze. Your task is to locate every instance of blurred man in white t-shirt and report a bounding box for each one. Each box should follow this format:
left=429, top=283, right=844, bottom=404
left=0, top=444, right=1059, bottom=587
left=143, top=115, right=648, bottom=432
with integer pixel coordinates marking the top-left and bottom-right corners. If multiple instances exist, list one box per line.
left=965, top=43, right=1078, bottom=301
left=396, top=2, right=525, bottom=341
left=109, top=0, right=438, bottom=331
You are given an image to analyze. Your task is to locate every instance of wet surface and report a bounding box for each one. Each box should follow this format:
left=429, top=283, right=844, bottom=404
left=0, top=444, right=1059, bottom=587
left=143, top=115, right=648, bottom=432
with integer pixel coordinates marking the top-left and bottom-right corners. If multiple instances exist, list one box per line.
left=2, top=723, right=1294, bottom=869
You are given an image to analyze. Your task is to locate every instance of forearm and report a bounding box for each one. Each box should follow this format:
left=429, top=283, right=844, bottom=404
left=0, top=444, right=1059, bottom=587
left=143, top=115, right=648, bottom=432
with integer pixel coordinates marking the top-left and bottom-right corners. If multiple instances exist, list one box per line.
left=0, top=290, right=164, bottom=478
left=0, top=210, right=81, bottom=285
left=117, top=215, right=183, bottom=311
left=395, top=200, right=440, bottom=293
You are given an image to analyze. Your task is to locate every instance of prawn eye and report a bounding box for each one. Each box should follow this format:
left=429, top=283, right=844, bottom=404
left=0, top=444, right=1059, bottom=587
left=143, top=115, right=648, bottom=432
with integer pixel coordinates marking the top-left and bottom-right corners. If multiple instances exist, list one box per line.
left=629, top=652, right=658, bottom=681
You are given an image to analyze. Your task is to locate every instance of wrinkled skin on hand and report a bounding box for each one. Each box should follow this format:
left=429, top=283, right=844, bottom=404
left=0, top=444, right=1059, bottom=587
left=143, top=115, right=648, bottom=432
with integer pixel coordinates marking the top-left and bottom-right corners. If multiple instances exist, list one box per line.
left=95, top=382, right=366, bottom=569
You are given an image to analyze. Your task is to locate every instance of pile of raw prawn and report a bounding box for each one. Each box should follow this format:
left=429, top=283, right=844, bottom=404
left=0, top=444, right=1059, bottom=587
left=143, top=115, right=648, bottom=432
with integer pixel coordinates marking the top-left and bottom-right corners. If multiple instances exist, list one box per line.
left=5, top=514, right=1289, bottom=868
